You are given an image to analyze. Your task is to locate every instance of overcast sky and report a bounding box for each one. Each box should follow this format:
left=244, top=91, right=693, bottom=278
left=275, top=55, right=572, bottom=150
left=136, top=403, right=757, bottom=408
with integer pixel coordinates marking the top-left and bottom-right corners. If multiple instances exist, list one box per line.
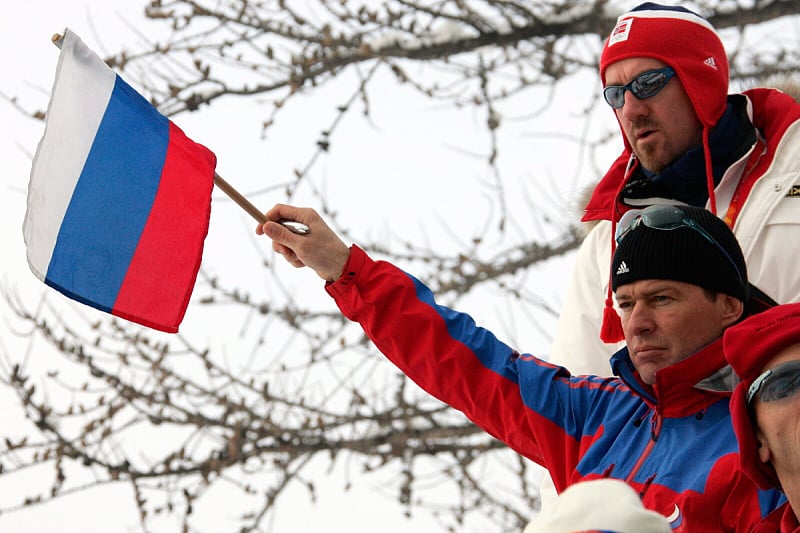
left=5, top=3, right=795, bottom=532
left=0, top=1, right=620, bottom=531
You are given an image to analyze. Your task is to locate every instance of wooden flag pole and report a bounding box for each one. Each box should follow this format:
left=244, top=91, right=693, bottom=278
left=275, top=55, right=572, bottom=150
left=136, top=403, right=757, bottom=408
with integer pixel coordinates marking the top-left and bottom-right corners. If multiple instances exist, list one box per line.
left=213, top=172, right=267, bottom=223
left=52, top=32, right=308, bottom=235
left=214, top=172, right=311, bottom=235
left=213, top=173, right=309, bottom=234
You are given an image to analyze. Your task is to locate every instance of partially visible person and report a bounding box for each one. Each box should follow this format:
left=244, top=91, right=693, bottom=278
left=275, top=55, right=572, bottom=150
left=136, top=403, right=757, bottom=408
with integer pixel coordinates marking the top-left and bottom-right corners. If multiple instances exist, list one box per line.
left=551, top=2, right=800, bottom=377
left=523, top=478, right=670, bottom=533
left=725, top=302, right=800, bottom=532
left=258, top=202, right=786, bottom=531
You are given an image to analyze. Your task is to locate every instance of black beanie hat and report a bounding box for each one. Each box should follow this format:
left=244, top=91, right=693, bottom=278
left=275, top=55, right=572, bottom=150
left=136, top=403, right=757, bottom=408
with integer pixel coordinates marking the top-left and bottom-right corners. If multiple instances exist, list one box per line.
left=611, top=205, right=748, bottom=301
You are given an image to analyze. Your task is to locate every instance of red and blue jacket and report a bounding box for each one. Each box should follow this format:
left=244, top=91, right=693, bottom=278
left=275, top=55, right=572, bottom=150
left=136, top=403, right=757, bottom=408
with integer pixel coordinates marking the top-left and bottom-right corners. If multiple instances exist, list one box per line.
left=327, top=245, right=786, bottom=532
left=752, top=503, right=800, bottom=533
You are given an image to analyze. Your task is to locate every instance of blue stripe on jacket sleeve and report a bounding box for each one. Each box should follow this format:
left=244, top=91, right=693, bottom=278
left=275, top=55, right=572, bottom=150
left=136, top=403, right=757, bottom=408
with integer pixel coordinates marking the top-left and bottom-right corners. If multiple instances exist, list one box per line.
left=410, top=275, right=518, bottom=381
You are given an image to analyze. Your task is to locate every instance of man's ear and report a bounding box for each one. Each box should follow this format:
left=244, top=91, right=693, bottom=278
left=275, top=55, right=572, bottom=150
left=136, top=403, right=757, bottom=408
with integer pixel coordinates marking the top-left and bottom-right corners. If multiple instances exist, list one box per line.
left=756, top=428, right=772, bottom=464
left=719, top=294, right=744, bottom=328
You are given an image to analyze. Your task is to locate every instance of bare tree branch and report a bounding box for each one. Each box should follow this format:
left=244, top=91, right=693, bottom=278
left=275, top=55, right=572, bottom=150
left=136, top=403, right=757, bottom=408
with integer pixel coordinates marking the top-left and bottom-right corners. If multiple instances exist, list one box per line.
left=2, top=1, right=798, bottom=530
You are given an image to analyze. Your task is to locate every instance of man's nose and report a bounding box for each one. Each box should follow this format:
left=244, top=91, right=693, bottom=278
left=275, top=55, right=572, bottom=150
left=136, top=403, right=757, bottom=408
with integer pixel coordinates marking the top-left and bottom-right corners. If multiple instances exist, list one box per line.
left=619, top=90, right=649, bottom=118
left=624, top=302, right=654, bottom=336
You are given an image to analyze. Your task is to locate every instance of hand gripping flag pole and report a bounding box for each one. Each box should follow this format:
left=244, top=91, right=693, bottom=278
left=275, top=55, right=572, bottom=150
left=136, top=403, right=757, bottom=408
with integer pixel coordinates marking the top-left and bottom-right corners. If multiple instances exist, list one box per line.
left=210, top=172, right=309, bottom=235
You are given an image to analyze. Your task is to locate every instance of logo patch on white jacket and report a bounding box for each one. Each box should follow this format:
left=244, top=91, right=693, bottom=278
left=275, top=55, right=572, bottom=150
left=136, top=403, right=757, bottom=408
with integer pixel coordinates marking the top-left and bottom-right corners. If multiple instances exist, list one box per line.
left=786, top=185, right=800, bottom=197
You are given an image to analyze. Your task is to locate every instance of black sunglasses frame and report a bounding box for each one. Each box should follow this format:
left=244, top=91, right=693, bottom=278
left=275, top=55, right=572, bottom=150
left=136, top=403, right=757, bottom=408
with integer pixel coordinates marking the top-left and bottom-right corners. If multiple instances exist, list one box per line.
left=603, top=67, right=676, bottom=109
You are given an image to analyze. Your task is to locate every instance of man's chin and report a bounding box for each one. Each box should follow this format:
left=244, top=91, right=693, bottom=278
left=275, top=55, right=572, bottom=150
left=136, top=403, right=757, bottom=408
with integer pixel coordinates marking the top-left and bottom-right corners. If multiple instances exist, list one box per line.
left=633, top=154, right=661, bottom=174
left=632, top=148, right=675, bottom=175
left=635, top=362, right=663, bottom=385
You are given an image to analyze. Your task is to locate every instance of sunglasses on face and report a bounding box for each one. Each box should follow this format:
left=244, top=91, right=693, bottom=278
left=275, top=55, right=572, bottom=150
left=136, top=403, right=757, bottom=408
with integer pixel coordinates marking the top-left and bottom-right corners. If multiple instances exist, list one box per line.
left=603, top=67, right=676, bottom=109
left=615, top=205, right=745, bottom=285
left=747, top=360, right=800, bottom=404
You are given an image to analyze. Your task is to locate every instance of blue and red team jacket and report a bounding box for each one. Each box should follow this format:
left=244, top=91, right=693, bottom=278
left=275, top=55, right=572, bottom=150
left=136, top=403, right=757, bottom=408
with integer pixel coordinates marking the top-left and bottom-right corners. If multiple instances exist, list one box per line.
left=326, top=245, right=787, bottom=532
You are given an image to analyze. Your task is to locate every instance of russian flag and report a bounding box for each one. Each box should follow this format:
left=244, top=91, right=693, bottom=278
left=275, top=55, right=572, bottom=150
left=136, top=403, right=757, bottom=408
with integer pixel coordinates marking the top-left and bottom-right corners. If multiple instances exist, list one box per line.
left=23, top=29, right=216, bottom=333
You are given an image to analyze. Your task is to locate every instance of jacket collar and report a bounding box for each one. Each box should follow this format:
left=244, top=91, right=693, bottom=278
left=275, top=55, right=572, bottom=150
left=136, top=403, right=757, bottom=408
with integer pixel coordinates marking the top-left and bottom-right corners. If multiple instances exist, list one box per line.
left=610, top=336, right=731, bottom=417
left=779, top=504, right=800, bottom=533
left=618, top=99, right=754, bottom=208
left=582, top=89, right=800, bottom=223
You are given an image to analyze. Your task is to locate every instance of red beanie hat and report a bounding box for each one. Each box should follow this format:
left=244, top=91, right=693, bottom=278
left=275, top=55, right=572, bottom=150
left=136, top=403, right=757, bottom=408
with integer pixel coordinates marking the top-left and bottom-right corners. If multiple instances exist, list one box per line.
left=724, top=302, right=800, bottom=490
left=599, top=3, right=729, bottom=129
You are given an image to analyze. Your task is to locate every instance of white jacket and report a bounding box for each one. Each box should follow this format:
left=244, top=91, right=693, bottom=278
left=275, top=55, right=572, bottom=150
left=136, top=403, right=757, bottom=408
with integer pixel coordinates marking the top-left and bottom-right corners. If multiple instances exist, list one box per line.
left=550, top=88, right=800, bottom=376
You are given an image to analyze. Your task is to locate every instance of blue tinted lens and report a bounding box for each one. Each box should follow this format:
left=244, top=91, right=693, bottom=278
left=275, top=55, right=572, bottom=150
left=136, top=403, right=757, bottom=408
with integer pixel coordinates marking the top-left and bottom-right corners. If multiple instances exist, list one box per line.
left=749, top=360, right=800, bottom=404
left=614, top=205, right=686, bottom=243
left=632, top=69, right=673, bottom=98
left=603, top=86, right=625, bottom=109
left=603, top=68, right=675, bottom=109
left=615, top=205, right=744, bottom=286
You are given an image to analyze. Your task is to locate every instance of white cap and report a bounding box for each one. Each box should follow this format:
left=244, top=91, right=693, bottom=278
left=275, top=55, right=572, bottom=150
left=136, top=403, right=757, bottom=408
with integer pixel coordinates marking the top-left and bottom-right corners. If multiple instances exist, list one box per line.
left=524, top=479, right=671, bottom=533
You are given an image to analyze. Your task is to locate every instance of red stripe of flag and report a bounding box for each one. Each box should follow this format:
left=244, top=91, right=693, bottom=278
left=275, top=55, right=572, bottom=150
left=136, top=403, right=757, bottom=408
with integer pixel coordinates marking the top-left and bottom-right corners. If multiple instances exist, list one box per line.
left=113, top=122, right=215, bottom=332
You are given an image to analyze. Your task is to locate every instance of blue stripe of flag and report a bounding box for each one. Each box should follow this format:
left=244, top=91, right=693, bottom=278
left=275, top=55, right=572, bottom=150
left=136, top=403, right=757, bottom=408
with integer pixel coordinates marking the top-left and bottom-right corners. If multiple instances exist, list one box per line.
left=45, top=76, right=169, bottom=311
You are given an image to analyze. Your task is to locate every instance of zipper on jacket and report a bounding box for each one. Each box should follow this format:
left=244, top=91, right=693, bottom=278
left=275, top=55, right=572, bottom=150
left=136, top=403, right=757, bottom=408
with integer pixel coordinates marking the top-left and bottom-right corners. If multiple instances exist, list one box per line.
left=626, top=411, right=663, bottom=484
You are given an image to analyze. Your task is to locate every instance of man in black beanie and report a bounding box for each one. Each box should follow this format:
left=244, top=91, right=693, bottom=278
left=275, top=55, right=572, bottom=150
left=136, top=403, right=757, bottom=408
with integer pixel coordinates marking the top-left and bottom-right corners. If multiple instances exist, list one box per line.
left=609, top=204, right=748, bottom=385
left=257, top=202, right=784, bottom=531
